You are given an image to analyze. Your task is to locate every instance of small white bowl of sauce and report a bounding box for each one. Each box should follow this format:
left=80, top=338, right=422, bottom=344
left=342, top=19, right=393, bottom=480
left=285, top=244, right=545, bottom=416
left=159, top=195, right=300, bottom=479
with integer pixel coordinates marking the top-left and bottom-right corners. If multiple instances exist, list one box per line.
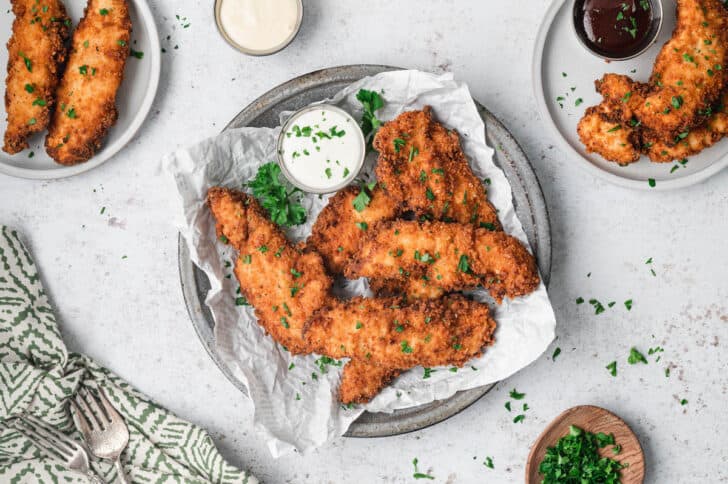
left=215, top=0, right=303, bottom=56
left=277, top=105, right=366, bottom=194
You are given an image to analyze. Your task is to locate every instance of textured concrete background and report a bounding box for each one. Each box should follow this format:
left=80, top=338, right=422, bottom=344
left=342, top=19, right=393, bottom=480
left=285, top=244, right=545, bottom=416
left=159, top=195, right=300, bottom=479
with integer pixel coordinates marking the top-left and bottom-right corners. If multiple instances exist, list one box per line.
left=1, top=1, right=727, bottom=482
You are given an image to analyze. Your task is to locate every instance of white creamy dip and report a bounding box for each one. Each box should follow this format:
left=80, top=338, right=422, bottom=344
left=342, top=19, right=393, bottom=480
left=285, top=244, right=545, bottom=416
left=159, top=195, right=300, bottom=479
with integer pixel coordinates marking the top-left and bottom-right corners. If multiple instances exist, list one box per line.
left=218, top=0, right=301, bottom=53
left=279, top=106, right=365, bottom=192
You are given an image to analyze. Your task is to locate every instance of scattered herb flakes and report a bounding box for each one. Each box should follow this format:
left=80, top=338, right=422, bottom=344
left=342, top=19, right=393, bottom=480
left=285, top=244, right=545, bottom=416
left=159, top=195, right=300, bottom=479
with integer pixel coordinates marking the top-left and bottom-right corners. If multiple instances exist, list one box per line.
left=235, top=296, right=248, bottom=306
left=288, top=362, right=295, bottom=371
left=314, top=356, right=342, bottom=374
left=505, top=401, right=512, bottom=412
left=589, top=298, right=606, bottom=315
left=356, top=221, right=368, bottom=231
left=576, top=296, right=585, bottom=305
left=606, top=361, right=617, bottom=376
left=680, top=398, right=688, bottom=405
left=484, top=456, right=494, bottom=469
left=412, top=458, right=435, bottom=480
left=538, top=425, right=625, bottom=483
left=509, top=388, right=525, bottom=400
left=513, top=414, right=525, bottom=424
left=665, top=367, right=671, bottom=377
left=457, top=254, right=470, bottom=273
left=552, top=347, right=561, bottom=361
left=624, top=299, right=633, bottom=310
left=575, top=97, right=583, bottom=106
left=130, top=49, right=144, bottom=59
left=627, top=347, right=648, bottom=365
left=648, top=178, right=656, bottom=187
left=423, top=367, right=436, bottom=379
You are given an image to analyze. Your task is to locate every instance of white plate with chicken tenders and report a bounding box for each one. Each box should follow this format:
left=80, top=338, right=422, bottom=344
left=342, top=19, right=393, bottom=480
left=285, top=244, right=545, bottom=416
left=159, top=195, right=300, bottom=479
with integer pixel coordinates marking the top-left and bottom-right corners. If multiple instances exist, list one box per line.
left=0, top=0, right=160, bottom=179
left=534, top=0, right=728, bottom=190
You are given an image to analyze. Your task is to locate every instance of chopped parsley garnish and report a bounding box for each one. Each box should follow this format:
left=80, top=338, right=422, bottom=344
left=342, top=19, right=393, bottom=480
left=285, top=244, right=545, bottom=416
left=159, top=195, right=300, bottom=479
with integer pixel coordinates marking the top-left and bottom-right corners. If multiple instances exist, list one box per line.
left=247, top=162, right=306, bottom=227
left=352, top=188, right=372, bottom=212
left=412, top=458, right=434, bottom=480
left=484, top=456, right=494, bottom=469
left=680, top=398, right=688, bottom=406
left=117, top=40, right=127, bottom=47
left=130, top=49, right=144, bottom=59
left=32, top=98, right=45, bottom=106
left=607, top=124, right=622, bottom=133
left=505, top=401, right=511, bottom=411
left=552, top=347, right=561, bottom=361
left=66, top=108, right=77, bottom=119
left=513, top=414, right=525, bottom=423
left=314, top=356, right=342, bottom=373
left=241, top=254, right=251, bottom=264
left=457, top=255, right=470, bottom=273
left=290, top=268, right=302, bottom=278
left=589, top=298, right=605, bottom=314
left=425, top=187, right=435, bottom=201
left=99, top=8, right=109, bottom=15
left=606, top=361, right=617, bottom=376
left=627, top=347, right=648, bottom=364
left=576, top=296, right=584, bottom=304
left=18, top=52, right=32, bottom=72
left=218, top=234, right=228, bottom=244
left=235, top=296, right=248, bottom=306
left=356, top=221, right=368, bottom=231
left=324, top=167, right=332, bottom=179
left=400, top=341, right=414, bottom=354
left=24, top=83, right=34, bottom=93
left=408, top=145, right=419, bottom=162
left=79, top=65, right=89, bottom=75
left=538, top=425, right=625, bottom=483
left=393, top=137, right=406, bottom=153
left=671, top=95, right=684, bottom=109
left=624, top=299, right=633, bottom=310
left=509, top=388, right=525, bottom=400
left=423, top=367, right=435, bottom=379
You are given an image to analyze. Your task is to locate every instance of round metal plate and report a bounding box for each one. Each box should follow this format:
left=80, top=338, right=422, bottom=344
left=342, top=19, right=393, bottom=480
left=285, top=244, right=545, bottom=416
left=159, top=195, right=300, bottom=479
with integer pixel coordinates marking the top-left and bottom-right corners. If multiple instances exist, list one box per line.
left=177, top=65, right=551, bottom=438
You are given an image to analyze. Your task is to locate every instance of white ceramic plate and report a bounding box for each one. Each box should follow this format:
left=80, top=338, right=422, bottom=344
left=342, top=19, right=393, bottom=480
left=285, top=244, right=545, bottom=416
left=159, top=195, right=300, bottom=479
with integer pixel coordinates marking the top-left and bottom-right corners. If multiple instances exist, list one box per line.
left=533, top=0, right=728, bottom=190
left=0, top=0, right=160, bottom=179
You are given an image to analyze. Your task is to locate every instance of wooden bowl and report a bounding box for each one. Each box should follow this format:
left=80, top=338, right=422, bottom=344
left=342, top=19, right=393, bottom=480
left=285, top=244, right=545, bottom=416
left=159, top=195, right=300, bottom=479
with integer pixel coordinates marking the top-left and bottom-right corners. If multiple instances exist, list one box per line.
left=525, top=405, right=645, bottom=483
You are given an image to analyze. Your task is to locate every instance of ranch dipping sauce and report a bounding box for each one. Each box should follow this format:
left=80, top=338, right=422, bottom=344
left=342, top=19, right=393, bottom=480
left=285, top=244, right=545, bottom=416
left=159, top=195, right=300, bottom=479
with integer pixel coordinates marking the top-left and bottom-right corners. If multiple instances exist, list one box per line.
left=216, top=0, right=302, bottom=55
left=278, top=105, right=365, bottom=193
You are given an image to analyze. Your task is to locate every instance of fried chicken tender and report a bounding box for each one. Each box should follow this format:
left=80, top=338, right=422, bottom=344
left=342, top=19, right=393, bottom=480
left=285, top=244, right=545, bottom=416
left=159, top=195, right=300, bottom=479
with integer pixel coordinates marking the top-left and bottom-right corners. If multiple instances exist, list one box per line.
left=304, top=295, right=496, bottom=368
left=643, top=90, right=728, bottom=161
left=3, top=0, right=70, bottom=154
left=374, top=107, right=501, bottom=230
left=46, top=0, right=131, bottom=165
left=577, top=104, right=641, bottom=165
left=207, top=187, right=332, bottom=354
left=345, top=220, right=540, bottom=303
left=339, top=360, right=401, bottom=404
left=598, top=0, right=728, bottom=138
left=307, top=185, right=398, bottom=274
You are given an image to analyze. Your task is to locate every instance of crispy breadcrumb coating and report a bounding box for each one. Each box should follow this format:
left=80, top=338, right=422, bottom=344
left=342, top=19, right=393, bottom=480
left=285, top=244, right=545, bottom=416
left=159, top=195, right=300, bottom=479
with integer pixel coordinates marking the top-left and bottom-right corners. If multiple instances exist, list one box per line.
left=207, top=187, right=332, bottom=354
left=46, top=0, right=131, bottom=164
left=3, top=0, right=70, bottom=154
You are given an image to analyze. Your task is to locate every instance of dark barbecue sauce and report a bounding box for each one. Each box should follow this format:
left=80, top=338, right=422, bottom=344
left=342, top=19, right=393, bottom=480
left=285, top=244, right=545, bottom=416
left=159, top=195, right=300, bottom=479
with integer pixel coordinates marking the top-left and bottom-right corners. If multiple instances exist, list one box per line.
left=575, top=0, right=654, bottom=59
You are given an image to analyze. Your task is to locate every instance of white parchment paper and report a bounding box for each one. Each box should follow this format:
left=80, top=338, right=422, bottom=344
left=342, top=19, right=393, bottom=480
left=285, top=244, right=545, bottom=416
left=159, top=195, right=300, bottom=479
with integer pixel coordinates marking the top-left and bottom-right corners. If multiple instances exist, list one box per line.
left=163, top=71, right=556, bottom=457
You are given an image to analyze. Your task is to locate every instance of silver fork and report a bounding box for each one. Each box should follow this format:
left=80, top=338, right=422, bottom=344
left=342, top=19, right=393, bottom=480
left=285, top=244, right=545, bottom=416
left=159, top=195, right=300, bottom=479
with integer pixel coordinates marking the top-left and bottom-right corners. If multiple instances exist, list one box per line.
left=14, top=415, right=105, bottom=483
left=71, top=388, right=130, bottom=484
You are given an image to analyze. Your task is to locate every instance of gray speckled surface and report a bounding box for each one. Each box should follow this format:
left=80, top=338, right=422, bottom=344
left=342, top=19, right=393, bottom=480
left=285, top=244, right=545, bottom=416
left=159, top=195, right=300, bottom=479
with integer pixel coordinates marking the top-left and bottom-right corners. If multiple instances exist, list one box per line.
left=1, top=1, right=726, bottom=482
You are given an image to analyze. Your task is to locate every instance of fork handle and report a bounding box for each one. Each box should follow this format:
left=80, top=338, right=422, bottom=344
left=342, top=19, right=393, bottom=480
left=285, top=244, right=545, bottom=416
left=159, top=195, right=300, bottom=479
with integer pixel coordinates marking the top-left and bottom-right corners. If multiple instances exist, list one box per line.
left=114, top=459, right=130, bottom=484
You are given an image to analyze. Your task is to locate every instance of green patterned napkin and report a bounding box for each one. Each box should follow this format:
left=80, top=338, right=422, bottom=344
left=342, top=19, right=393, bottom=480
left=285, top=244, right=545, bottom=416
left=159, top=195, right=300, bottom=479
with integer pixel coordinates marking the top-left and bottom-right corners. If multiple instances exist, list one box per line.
left=0, top=226, right=258, bottom=484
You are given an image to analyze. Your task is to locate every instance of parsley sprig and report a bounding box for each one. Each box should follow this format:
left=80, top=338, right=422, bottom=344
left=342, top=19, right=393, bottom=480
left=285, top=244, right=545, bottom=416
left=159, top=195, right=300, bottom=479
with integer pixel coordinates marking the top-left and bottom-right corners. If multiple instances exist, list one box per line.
left=247, top=162, right=306, bottom=227
left=356, top=89, right=384, bottom=144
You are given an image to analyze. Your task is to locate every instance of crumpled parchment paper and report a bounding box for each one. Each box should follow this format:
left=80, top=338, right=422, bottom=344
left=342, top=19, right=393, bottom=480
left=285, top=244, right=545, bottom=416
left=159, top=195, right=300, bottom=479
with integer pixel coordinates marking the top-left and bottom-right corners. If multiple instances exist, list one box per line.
left=164, top=70, right=556, bottom=457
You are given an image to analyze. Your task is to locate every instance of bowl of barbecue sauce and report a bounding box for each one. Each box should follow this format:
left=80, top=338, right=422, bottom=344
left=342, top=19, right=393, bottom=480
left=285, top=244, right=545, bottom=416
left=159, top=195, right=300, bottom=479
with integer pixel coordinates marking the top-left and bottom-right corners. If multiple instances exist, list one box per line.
left=573, top=0, right=663, bottom=61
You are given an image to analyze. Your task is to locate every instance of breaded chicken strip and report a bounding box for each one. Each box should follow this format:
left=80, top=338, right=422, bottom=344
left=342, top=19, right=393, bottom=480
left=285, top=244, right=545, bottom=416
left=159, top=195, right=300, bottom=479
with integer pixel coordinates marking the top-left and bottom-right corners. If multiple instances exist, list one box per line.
left=600, top=0, right=728, bottom=137
left=208, top=187, right=332, bottom=354
left=339, top=360, right=401, bottom=404
left=3, top=0, right=70, bottom=154
left=345, top=220, right=540, bottom=303
left=643, top=90, right=728, bottom=161
left=374, top=107, right=501, bottom=230
left=577, top=104, right=641, bottom=165
left=308, top=185, right=398, bottom=275
left=304, top=295, right=496, bottom=368
left=46, top=0, right=131, bottom=164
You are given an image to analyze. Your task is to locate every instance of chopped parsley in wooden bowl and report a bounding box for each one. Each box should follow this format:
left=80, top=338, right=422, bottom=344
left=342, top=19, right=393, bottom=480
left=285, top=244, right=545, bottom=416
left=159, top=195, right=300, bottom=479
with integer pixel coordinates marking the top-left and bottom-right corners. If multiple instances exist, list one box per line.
left=526, top=405, right=645, bottom=483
